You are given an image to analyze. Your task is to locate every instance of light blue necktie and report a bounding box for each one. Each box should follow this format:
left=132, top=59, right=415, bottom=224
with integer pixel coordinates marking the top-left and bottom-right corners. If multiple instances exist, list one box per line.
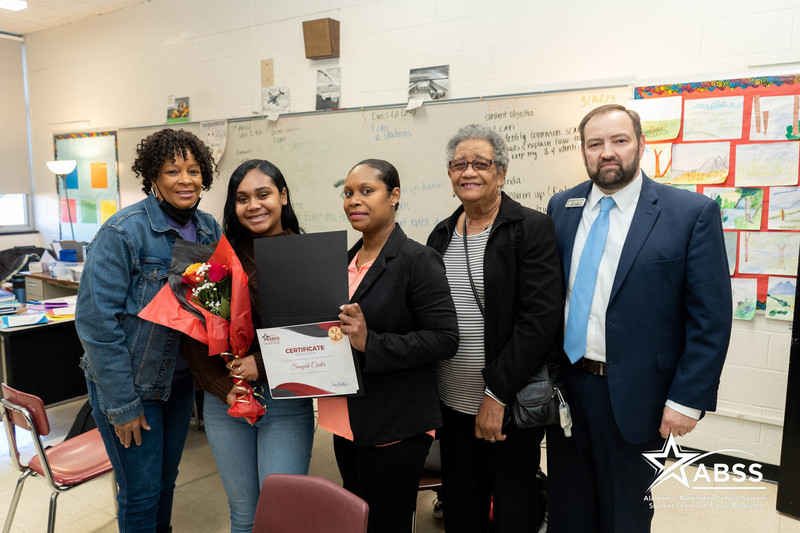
left=564, top=196, right=615, bottom=364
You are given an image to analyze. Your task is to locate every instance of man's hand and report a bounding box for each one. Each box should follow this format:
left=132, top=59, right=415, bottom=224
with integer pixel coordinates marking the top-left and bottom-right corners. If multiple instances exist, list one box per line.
left=659, top=405, right=697, bottom=438
left=475, top=394, right=506, bottom=443
left=114, top=414, right=150, bottom=448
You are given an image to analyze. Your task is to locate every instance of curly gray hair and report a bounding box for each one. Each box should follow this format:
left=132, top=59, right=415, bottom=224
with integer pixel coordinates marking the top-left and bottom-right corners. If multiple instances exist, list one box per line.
left=445, top=124, right=509, bottom=170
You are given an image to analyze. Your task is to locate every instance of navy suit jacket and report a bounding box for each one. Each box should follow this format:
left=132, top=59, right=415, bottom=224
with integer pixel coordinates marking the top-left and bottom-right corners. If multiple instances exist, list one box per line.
left=547, top=175, right=732, bottom=444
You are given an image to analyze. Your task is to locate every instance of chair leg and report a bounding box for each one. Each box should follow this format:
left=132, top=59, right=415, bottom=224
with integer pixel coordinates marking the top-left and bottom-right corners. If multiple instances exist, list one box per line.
left=112, top=472, right=119, bottom=517
left=46, top=491, right=59, bottom=533
left=3, top=469, right=32, bottom=533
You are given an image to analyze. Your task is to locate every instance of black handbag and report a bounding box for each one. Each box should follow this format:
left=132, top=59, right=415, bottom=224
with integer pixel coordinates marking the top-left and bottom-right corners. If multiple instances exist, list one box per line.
left=462, top=216, right=566, bottom=431
left=504, top=362, right=564, bottom=429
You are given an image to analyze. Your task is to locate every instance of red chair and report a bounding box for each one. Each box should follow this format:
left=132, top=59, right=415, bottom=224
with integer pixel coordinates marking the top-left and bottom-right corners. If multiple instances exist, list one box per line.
left=253, top=474, right=369, bottom=533
left=1, top=383, right=115, bottom=533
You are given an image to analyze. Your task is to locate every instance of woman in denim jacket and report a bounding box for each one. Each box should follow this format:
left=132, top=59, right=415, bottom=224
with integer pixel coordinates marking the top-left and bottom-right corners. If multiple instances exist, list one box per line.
left=76, top=129, right=222, bottom=533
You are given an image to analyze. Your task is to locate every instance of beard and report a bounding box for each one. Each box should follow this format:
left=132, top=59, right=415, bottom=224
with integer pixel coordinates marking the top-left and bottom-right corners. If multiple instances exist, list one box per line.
left=586, top=149, right=641, bottom=192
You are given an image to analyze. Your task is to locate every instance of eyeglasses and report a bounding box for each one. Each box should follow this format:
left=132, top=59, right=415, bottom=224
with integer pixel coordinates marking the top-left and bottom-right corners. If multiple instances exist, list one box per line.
left=448, top=159, right=496, bottom=172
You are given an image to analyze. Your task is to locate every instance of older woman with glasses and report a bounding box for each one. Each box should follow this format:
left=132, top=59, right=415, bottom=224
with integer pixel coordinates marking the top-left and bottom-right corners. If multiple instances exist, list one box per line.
left=426, top=124, right=563, bottom=532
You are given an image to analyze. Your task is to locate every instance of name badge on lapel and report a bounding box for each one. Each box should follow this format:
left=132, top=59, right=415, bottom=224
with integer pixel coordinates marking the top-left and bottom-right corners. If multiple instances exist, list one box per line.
left=565, top=198, right=586, bottom=208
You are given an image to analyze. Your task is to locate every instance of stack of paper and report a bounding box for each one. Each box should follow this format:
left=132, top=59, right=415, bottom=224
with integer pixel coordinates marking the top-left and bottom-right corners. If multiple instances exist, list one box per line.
left=0, top=300, right=24, bottom=315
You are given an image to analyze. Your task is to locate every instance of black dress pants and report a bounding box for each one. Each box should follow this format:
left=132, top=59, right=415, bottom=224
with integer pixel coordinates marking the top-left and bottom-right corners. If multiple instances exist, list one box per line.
left=334, top=432, right=433, bottom=533
left=439, top=403, right=545, bottom=532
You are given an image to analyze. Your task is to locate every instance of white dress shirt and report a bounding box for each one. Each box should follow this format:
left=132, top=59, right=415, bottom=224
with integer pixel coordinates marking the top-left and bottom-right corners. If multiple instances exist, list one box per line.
left=564, top=171, right=700, bottom=420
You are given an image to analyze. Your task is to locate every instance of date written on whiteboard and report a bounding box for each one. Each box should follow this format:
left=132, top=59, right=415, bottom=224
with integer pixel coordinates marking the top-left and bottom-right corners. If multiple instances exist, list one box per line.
left=580, top=93, right=616, bottom=107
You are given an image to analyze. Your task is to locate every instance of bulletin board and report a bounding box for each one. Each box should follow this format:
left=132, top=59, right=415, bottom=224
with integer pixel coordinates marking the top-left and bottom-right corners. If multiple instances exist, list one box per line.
left=53, top=131, right=120, bottom=242
left=633, top=74, right=800, bottom=321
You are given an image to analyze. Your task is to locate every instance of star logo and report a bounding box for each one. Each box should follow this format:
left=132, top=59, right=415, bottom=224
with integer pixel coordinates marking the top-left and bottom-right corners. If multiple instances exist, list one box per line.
left=642, top=434, right=701, bottom=491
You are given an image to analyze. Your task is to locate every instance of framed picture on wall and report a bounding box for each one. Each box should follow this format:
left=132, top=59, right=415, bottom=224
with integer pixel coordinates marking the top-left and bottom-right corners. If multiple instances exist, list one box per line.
left=53, top=131, right=120, bottom=243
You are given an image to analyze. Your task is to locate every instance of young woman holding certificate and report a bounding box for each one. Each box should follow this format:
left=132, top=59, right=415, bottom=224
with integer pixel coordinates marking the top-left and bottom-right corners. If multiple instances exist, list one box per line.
left=318, top=158, right=459, bottom=533
left=183, top=159, right=314, bottom=533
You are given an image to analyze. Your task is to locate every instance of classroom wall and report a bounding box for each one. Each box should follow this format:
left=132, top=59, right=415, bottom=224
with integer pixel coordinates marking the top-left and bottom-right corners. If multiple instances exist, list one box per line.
left=17, top=0, right=800, bottom=465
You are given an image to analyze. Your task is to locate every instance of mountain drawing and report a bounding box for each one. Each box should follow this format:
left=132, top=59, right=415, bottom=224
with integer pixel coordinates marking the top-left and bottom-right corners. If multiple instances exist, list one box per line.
left=769, top=280, right=796, bottom=296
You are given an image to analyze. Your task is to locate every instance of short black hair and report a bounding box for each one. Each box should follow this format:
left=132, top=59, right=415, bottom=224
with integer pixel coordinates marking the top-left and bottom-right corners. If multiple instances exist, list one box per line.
left=131, top=129, right=217, bottom=195
left=222, top=159, right=303, bottom=246
left=349, top=159, right=400, bottom=211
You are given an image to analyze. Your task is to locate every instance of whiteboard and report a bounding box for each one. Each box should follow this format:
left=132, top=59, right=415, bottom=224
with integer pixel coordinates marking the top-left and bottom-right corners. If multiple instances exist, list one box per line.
left=118, top=87, right=630, bottom=245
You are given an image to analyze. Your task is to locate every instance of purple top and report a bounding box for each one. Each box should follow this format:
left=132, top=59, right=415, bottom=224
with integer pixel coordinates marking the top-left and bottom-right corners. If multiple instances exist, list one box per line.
left=164, top=213, right=198, bottom=374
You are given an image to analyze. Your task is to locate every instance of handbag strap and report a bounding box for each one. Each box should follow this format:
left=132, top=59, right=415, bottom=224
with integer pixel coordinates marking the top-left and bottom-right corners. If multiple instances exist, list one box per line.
left=463, top=215, right=485, bottom=318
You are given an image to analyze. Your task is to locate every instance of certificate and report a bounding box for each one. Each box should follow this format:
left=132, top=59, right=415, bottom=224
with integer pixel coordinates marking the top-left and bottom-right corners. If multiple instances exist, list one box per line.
left=254, top=231, right=362, bottom=398
left=256, top=321, right=361, bottom=398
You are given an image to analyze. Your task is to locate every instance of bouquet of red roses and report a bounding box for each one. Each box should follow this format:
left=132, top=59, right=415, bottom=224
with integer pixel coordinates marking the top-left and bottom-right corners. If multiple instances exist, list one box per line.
left=138, top=236, right=265, bottom=423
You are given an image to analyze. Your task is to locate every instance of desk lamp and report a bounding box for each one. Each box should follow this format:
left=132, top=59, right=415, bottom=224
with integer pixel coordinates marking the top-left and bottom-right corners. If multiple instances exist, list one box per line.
left=46, top=160, right=78, bottom=240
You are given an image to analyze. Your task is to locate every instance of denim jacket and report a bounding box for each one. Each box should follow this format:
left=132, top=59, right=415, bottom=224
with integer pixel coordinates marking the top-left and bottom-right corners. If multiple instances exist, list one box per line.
left=76, top=194, right=221, bottom=425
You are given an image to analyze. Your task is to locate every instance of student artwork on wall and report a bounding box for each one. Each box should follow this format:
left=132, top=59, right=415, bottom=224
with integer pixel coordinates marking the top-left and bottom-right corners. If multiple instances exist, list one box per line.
left=735, top=142, right=799, bottom=186
left=641, top=143, right=672, bottom=183
left=627, top=96, right=681, bottom=141
left=53, top=131, right=120, bottom=242
left=750, top=95, right=800, bottom=141
left=738, top=231, right=800, bottom=276
left=635, top=74, right=800, bottom=313
left=768, top=187, right=800, bottom=230
left=671, top=142, right=730, bottom=184
left=200, top=119, right=228, bottom=162
left=724, top=232, right=737, bottom=275
left=166, top=96, right=190, bottom=124
left=732, top=278, right=757, bottom=320
left=682, top=96, right=744, bottom=141
left=704, top=187, right=763, bottom=230
left=766, top=276, right=796, bottom=321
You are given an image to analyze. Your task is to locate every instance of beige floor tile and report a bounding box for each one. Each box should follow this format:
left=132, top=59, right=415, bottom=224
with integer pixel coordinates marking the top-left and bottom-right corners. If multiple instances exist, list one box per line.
left=780, top=514, right=800, bottom=533
left=3, top=398, right=797, bottom=532
left=54, top=509, right=117, bottom=533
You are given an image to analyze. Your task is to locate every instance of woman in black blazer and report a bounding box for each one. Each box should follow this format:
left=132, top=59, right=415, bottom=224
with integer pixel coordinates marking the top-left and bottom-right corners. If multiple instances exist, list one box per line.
left=318, top=158, right=458, bottom=533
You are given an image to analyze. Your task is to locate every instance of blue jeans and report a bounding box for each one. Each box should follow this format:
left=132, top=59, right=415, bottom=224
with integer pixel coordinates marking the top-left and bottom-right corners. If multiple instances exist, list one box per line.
left=87, top=372, right=195, bottom=533
left=202, top=390, right=314, bottom=533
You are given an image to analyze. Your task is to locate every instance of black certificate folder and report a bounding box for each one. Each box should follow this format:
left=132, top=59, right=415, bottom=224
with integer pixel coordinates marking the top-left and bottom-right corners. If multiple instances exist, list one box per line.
left=254, top=230, right=349, bottom=328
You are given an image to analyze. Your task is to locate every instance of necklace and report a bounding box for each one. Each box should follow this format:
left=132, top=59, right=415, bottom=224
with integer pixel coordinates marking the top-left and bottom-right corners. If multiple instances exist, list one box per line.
left=465, top=202, right=501, bottom=231
left=356, top=248, right=379, bottom=269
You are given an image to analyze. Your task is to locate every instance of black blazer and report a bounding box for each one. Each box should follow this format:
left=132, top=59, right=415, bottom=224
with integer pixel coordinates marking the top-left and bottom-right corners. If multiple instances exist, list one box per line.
left=427, top=193, right=563, bottom=404
left=346, top=225, right=459, bottom=446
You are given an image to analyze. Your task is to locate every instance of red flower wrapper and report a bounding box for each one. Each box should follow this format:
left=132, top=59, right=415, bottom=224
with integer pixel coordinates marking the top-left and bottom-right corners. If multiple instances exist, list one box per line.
left=138, top=236, right=265, bottom=423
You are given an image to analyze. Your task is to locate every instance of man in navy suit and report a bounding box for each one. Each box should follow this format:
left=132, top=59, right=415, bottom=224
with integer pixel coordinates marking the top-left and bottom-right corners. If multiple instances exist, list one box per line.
left=546, top=104, right=732, bottom=532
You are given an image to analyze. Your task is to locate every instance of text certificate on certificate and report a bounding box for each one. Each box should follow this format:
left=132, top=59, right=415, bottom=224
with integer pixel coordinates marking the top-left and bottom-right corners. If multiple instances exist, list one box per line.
left=256, top=321, right=361, bottom=398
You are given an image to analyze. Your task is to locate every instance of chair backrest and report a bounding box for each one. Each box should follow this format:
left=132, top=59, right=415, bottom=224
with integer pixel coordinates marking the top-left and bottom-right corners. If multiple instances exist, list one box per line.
left=2, top=383, right=51, bottom=470
left=2, top=383, right=50, bottom=435
left=253, top=474, right=369, bottom=533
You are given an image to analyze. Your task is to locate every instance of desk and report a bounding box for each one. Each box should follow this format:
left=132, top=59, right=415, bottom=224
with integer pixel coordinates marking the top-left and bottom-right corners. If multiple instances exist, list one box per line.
left=0, top=317, right=86, bottom=405
left=25, top=273, right=80, bottom=301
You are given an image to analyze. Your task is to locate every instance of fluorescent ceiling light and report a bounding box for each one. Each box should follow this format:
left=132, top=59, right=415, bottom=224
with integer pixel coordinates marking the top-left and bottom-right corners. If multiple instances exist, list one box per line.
left=0, top=0, right=28, bottom=12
